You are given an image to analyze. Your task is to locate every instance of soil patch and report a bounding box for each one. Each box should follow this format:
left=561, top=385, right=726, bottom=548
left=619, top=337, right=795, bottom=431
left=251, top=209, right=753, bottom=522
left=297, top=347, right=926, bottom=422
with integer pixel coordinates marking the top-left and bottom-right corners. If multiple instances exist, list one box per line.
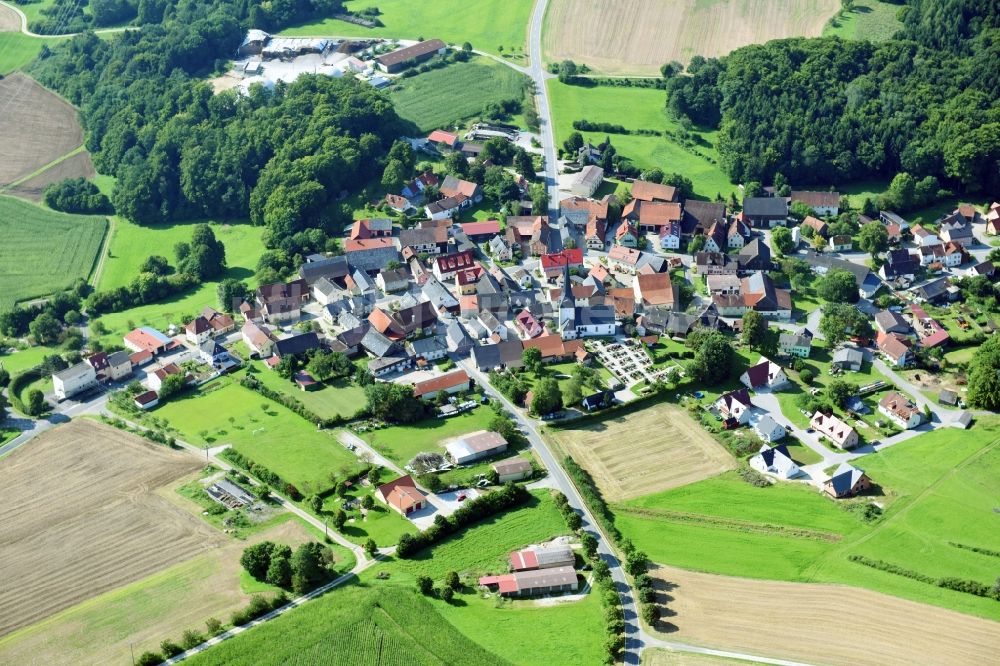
left=7, top=151, right=96, bottom=202
left=0, top=3, right=20, bottom=31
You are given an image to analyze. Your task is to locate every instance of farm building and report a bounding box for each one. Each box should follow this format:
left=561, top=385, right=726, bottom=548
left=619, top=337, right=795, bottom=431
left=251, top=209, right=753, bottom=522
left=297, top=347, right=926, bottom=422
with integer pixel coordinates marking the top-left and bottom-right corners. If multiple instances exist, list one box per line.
left=824, top=463, right=871, bottom=499
left=831, top=347, right=864, bottom=371
left=375, top=475, right=426, bottom=515
left=479, top=566, right=578, bottom=597
left=123, top=327, right=176, bottom=355
left=185, top=316, right=212, bottom=345
left=509, top=544, right=575, bottom=571
left=411, top=370, right=471, bottom=400
left=87, top=350, right=133, bottom=382
left=749, top=443, right=800, bottom=479
left=810, top=412, right=859, bottom=449
left=133, top=390, right=159, bottom=410
left=53, top=361, right=98, bottom=400
left=445, top=430, right=508, bottom=464
left=570, top=165, right=604, bottom=198
left=376, top=39, right=447, bottom=73
left=206, top=479, right=255, bottom=508
left=492, top=457, right=533, bottom=483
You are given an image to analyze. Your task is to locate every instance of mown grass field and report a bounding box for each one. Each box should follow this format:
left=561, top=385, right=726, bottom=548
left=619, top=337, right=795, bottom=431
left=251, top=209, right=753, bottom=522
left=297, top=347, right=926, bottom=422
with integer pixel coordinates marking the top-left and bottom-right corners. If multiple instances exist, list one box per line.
left=91, top=219, right=264, bottom=346
left=249, top=362, right=366, bottom=421
left=823, top=1, right=903, bottom=41
left=0, top=33, right=63, bottom=75
left=144, top=377, right=359, bottom=495
left=359, top=406, right=495, bottom=467
left=617, top=420, right=1000, bottom=620
left=388, top=57, right=529, bottom=133
left=280, top=0, right=534, bottom=57
left=0, top=196, right=108, bottom=309
left=546, top=80, right=736, bottom=199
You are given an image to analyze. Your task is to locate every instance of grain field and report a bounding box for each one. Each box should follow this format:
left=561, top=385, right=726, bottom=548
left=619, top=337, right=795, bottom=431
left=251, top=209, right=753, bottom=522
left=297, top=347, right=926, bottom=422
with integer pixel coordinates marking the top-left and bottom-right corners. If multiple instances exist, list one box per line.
left=0, top=73, right=85, bottom=185
left=546, top=402, right=734, bottom=501
left=7, top=151, right=96, bottom=202
left=543, top=0, right=841, bottom=75
left=649, top=564, right=1000, bottom=666
left=0, top=419, right=220, bottom=637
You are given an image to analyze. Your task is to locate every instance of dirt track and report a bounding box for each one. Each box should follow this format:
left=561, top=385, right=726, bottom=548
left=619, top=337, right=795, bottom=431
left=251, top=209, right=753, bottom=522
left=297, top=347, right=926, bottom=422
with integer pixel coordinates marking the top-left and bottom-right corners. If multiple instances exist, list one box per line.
left=7, top=151, right=96, bottom=201
left=0, top=73, right=85, bottom=186
left=547, top=403, right=734, bottom=501
left=0, top=419, right=220, bottom=637
left=649, top=564, right=1000, bottom=666
left=543, top=0, right=840, bottom=74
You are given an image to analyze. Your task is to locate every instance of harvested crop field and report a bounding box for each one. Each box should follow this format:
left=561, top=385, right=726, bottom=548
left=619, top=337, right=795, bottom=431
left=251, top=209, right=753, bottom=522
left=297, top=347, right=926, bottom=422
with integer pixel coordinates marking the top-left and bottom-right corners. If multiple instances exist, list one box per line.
left=0, top=419, right=221, bottom=637
left=643, top=651, right=745, bottom=666
left=543, top=0, right=841, bottom=75
left=7, top=150, right=96, bottom=202
left=0, top=73, right=84, bottom=185
left=0, top=3, right=19, bottom=31
left=649, top=564, right=1000, bottom=666
left=0, top=518, right=315, bottom=665
left=546, top=402, right=734, bottom=501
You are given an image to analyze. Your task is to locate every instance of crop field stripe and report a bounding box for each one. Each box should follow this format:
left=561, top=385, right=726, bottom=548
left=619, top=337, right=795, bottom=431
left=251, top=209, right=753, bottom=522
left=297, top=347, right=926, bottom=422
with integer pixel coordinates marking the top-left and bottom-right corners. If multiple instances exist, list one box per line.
left=612, top=505, right=842, bottom=542
left=2, top=144, right=85, bottom=189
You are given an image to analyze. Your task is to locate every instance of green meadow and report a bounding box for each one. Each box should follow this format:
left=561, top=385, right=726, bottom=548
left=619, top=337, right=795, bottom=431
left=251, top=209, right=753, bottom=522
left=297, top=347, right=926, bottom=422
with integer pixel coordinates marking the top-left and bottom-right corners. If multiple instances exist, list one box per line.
left=546, top=80, right=736, bottom=200
left=280, top=0, right=534, bottom=57
left=823, top=1, right=903, bottom=42
left=616, top=420, right=1000, bottom=620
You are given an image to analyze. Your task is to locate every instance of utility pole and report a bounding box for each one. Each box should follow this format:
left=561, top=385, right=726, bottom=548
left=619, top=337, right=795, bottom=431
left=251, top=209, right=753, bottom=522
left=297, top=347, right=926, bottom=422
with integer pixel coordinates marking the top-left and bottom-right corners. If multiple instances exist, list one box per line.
left=130, top=643, right=135, bottom=666
left=324, top=517, right=328, bottom=538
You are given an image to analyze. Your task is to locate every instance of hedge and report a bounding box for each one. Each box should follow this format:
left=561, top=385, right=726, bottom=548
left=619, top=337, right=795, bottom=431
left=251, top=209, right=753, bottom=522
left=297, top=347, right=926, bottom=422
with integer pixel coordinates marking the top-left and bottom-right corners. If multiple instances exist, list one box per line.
left=562, top=456, right=622, bottom=544
left=8, top=366, right=44, bottom=414
left=395, top=483, right=530, bottom=558
left=221, top=447, right=301, bottom=500
left=240, top=375, right=366, bottom=427
left=848, top=555, right=1000, bottom=600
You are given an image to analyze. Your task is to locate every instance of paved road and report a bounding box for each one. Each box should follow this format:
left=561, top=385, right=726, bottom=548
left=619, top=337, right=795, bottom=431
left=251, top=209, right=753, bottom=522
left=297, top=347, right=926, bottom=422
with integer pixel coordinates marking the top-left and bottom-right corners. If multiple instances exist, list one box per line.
left=0, top=0, right=134, bottom=37
left=337, top=429, right=406, bottom=476
left=459, top=358, right=643, bottom=664
left=526, top=0, right=562, bottom=229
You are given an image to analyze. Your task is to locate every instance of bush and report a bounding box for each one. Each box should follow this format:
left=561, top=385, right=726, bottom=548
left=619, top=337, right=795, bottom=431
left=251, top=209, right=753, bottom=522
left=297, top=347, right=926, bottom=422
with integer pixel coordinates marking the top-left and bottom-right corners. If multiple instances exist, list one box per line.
left=799, top=368, right=815, bottom=384
left=180, top=629, right=204, bottom=649
left=416, top=575, right=434, bottom=595
left=159, top=640, right=183, bottom=658
left=136, top=652, right=163, bottom=666
left=43, top=177, right=112, bottom=214
left=205, top=617, right=223, bottom=636
left=440, top=586, right=455, bottom=603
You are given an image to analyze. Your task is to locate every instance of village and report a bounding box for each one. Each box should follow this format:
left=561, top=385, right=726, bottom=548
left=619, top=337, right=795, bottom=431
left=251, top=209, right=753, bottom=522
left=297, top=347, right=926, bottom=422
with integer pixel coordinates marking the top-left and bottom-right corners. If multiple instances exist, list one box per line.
left=46, top=104, right=997, bottom=541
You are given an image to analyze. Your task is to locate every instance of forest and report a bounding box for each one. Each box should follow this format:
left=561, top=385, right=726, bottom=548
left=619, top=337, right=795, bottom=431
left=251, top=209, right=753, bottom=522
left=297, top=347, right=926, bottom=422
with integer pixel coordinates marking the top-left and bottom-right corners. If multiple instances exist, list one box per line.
left=666, top=0, right=1000, bottom=193
left=28, top=0, right=401, bottom=262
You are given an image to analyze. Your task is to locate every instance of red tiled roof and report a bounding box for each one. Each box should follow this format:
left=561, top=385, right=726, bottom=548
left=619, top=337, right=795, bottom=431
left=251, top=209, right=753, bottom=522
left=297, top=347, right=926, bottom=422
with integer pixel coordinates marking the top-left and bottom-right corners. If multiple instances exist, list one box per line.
left=427, top=129, right=459, bottom=146
left=345, top=237, right=394, bottom=252
left=631, top=180, right=677, bottom=202
left=540, top=248, right=583, bottom=270
left=412, top=370, right=469, bottom=397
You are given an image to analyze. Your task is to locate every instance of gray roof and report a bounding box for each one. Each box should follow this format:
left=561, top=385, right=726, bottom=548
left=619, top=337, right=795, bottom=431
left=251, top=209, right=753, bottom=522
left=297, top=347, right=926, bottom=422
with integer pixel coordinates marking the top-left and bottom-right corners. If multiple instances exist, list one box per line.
left=779, top=332, right=811, bottom=348
left=800, top=253, right=871, bottom=286
left=743, top=197, right=787, bottom=217
left=314, top=276, right=342, bottom=299
left=422, top=276, right=459, bottom=310
left=832, top=347, right=863, bottom=364
left=107, top=350, right=131, bottom=366
left=828, top=463, right=865, bottom=495
left=408, top=336, right=448, bottom=356
left=471, top=343, right=503, bottom=370
left=299, top=255, right=349, bottom=284
left=361, top=327, right=397, bottom=358
left=351, top=269, right=377, bottom=292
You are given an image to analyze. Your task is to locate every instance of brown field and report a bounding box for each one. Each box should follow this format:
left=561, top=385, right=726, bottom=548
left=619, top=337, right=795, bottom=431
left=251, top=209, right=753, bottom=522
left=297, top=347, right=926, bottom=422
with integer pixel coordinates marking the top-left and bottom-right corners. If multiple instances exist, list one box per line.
left=0, top=517, right=315, bottom=666
left=0, top=3, right=19, bottom=31
left=543, top=0, right=841, bottom=75
left=7, top=151, right=96, bottom=201
left=649, top=564, right=1000, bottom=666
left=0, top=73, right=85, bottom=186
left=0, top=419, right=220, bottom=637
left=546, top=402, right=734, bottom=501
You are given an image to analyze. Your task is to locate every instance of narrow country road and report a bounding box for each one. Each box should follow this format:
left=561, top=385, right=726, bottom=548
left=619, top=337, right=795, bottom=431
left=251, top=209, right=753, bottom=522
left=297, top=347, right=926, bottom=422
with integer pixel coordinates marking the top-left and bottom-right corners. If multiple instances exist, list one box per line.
left=0, top=0, right=135, bottom=38
left=526, top=0, right=562, bottom=228
left=458, top=358, right=644, bottom=664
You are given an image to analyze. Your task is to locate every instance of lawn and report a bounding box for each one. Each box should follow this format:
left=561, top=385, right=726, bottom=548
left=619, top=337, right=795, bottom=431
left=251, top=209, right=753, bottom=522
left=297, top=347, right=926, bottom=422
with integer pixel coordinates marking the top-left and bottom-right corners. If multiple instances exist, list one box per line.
left=616, top=419, right=1000, bottom=621
left=143, top=377, right=360, bottom=495
left=0, top=344, right=61, bottom=375
left=0, top=196, right=108, bottom=309
left=359, top=406, right=496, bottom=468
left=822, top=1, right=903, bottom=42
left=280, top=0, right=534, bottom=57
left=0, top=33, right=64, bottom=75
left=91, top=219, right=264, bottom=346
left=546, top=80, right=736, bottom=200
left=250, top=363, right=367, bottom=421
left=389, top=57, right=529, bottom=133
